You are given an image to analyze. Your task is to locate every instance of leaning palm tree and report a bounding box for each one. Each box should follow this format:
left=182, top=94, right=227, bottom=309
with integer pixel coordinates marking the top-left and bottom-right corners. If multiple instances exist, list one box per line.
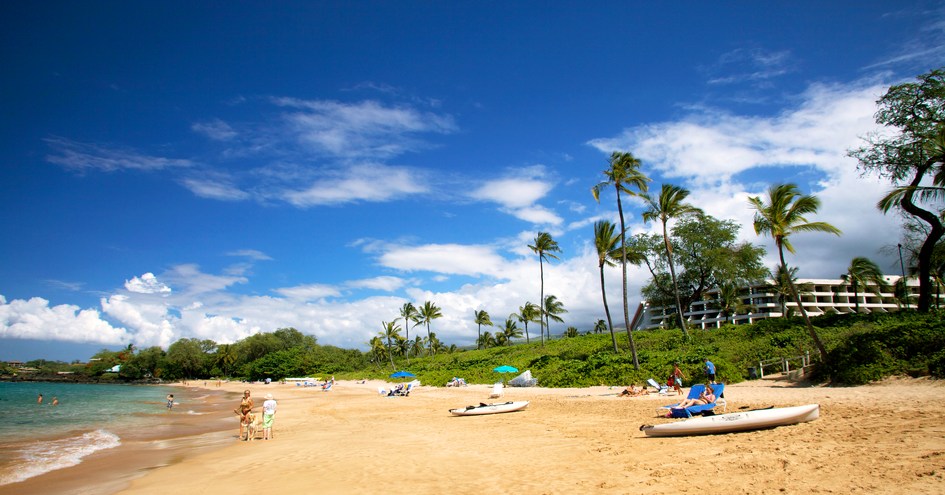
left=378, top=320, right=402, bottom=370
left=542, top=294, right=568, bottom=339
left=511, top=302, right=541, bottom=344
left=417, top=301, right=443, bottom=342
left=840, top=256, right=891, bottom=312
left=642, top=184, right=703, bottom=337
left=592, top=151, right=650, bottom=369
left=473, top=309, right=493, bottom=350
left=594, top=220, right=621, bottom=351
left=528, top=232, right=561, bottom=345
left=748, top=183, right=841, bottom=362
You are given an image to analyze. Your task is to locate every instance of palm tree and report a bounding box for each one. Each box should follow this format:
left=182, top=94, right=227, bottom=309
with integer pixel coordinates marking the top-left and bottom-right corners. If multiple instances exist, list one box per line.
left=500, top=318, right=523, bottom=345
left=712, top=282, right=752, bottom=325
left=592, top=151, right=650, bottom=369
left=766, top=265, right=813, bottom=316
left=594, top=319, right=607, bottom=334
left=840, top=257, right=891, bottom=312
left=479, top=331, right=496, bottom=349
left=368, top=336, right=387, bottom=369
left=409, top=336, right=425, bottom=359
left=543, top=294, right=567, bottom=338
left=748, top=183, right=841, bottom=362
left=378, top=320, right=402, bottom=370
left=214, top=344, right=237, bottom=377
left=417, top=301, right=443, bottom=342
left=563, top=326, right=580, bottom=338
left=473, top=309, right=493, bottom=350
left=511, top=302, right=540, bottom=344
left=642, top=184, right=703, bottom=337
left=528, top=232, right=561, bottom=345
left=398, top=302, right=419, bottom=345
left=594, top=220, right=621, bottom=351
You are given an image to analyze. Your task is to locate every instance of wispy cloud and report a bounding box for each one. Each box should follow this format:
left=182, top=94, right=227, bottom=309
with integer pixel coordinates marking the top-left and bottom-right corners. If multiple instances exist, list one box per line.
left=191, top=119, right=238, bottom=141
left=271, top=98, right=457, bottom=160
left=283, top=162, right=428, bottom=206
left=45, top=137, right=193, bottom=172
left=468, top=165, right=562, bottom=226
left=702, top=47, right=794, bottom=87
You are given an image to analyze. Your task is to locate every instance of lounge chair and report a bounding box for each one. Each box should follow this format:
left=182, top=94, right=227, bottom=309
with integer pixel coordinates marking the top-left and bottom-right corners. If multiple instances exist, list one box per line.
left=489, top=382, right=503, bottom=399
left=667, top=383, right=726, bottom=418
left=647, top=378, right=670, bottom=395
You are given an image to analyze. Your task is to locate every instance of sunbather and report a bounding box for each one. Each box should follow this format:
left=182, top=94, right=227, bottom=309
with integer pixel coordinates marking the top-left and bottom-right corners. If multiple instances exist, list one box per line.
left=672, top=384, right=715, bottom=409
left=618, top=385, right=648, bottom=397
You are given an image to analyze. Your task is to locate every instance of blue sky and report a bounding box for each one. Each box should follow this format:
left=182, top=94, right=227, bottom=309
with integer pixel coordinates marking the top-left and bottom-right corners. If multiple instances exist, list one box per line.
left=2, top=1, right=943, bottom=362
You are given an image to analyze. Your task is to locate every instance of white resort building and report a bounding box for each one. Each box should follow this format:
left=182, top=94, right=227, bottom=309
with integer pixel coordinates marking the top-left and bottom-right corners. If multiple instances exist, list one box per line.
left=633, top=276, right=934, bottom=331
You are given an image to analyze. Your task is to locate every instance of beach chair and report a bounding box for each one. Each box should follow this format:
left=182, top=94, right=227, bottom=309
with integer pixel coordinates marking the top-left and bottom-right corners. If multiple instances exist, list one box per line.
left=322, top=382, right=333, bottom=392
left=647, top=378, right=670, bottom=395
left=668, top=383, right=726, bottom=418
left=489, top=382, right=504, bottom=399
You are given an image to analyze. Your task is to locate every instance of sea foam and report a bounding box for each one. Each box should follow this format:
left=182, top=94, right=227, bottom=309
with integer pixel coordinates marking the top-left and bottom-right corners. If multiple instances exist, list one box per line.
left=0, top=429, right=121, bottom=485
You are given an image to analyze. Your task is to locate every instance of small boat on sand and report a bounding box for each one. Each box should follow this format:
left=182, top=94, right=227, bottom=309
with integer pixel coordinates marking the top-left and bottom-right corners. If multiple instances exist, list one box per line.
left=449, top=401, right=529, bottom=416
left=640, top=403, right=819, bottom=437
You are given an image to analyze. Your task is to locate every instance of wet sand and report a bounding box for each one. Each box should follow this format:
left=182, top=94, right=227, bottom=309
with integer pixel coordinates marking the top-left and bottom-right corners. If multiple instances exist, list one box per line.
left=7, top=377, right=945, bottom=494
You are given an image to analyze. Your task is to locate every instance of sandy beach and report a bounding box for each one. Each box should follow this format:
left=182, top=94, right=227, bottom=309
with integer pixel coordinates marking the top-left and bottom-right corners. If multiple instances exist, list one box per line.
left=8, top=376, right=945, bottom=495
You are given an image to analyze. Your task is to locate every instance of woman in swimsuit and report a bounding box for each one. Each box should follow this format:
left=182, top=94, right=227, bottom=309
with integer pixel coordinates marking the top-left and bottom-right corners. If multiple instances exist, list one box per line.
left=236, top=390, right=253, bottom=439
left=673, top=384, right=716, bottom=409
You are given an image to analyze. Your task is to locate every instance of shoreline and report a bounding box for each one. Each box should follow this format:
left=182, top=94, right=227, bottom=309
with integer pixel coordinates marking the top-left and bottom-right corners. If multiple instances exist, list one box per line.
left=5, top=377, right=945, bottom=494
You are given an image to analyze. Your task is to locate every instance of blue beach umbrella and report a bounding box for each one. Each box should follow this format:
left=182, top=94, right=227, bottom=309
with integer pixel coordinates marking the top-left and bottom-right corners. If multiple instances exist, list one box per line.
left=390, top=371, right=416, bottom=379
left=493, top=365, right=518, bottom=374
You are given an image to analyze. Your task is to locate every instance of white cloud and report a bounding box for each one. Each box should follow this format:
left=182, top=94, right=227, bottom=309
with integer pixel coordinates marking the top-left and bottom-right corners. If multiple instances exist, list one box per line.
left=271, top=98, right=456, bottom=159
left=284, top=163, right=428, bottom=206
left=125, top=273, right=171, bottom=294
left=191, top=119, right=238, bottom=141
left=469, top=166, right=563, bottom=226
left=379, top=243, right=511, bottom=278
left=1, top=295, right=132, bottom=344
left=275, top=284, right=343, bottom=301
left=45, top=137, right=193, bottom=172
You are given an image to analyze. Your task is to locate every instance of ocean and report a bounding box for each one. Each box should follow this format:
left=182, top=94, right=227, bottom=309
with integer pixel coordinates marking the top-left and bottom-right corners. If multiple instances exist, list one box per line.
left=0, top=381, right=233, bottom=488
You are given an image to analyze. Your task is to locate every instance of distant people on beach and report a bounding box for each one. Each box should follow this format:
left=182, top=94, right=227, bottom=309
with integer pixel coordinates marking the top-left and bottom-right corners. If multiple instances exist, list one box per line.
left=37, top=394, right=43, bottom=404
left=52, top=397, right=59, bottom=406
left=447, top=377, right=467, bottom=387
left=704, top=359, right=716, bottom=384
left=262, top=393, right=277, bottom=440
left=672, top=363, right=685, bottom=395
left=166, top=394, right=174, bottom=410
left=235, top=390, right=254, bottom=440
left=618, top=385, right=648, bottom=397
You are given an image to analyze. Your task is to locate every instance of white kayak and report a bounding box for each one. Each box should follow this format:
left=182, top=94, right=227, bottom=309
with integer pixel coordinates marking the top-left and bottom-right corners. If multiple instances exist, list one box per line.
left=640, top=403, right=819, bottom=437
left=450, top=401, right=529, bottom=416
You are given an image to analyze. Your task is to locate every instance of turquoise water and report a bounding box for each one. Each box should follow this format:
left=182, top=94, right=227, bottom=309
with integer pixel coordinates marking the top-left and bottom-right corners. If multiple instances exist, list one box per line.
left=0, top=381, right=193, bottom=485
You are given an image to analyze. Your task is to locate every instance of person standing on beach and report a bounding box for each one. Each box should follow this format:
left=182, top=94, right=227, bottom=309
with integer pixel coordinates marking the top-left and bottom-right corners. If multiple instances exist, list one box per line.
left=236, top=390, right=253, bottom=440
left=704, top=359, right=717, bottom=384
left=671, top=363, right=685, bottom=395
left=166, top=394, right=174, bottom=410
left=262, top=393, right=277, bottom=440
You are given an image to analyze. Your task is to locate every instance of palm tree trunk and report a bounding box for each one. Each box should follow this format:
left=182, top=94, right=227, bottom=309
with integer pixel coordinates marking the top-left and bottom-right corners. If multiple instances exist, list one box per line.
left=779, top=247, right=829, bottom=364
left=663, top=224, right=689, bottom=337
left=600, top=265, right=619, bottom=352
left=539, top=258, right=546, bottom=346
left=616, top=188, right=640, bottom=369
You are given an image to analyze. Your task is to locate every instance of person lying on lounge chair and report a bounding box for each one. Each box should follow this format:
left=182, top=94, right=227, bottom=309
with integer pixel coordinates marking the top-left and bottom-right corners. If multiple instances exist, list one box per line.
left=672, top=384, right=715, bottom=409
left=618, top=385, right=648, bottom=397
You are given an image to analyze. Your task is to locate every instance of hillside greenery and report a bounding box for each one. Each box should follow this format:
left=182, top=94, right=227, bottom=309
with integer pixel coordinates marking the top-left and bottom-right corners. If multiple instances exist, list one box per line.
left=5, top=311, right=942, bottom=387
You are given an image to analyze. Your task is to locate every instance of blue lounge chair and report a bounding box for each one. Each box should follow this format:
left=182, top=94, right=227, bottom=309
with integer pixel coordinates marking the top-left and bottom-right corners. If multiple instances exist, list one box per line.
left=668, top=383, right=725, bottom=418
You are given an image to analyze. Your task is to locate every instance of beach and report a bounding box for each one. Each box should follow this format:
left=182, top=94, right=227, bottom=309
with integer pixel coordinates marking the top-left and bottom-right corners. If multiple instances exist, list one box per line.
left=6, top=376, right=945, bottom=494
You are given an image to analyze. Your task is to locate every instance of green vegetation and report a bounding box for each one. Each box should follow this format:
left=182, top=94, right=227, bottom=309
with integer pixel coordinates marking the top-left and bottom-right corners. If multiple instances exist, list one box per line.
left=8, top=312, right=942, bottom=388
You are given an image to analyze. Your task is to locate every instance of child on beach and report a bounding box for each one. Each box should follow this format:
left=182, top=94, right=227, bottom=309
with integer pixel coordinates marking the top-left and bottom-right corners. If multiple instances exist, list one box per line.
left=166, top=394, right=174, bottom=410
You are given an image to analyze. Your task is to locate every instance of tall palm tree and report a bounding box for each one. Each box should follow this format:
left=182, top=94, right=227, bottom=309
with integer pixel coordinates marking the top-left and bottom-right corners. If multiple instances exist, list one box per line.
left=543, top=294, right=567, bottom=339
left=592, top=151, right=650, bottom=369
left=398, top=302, right=419, bottom=344
left=528, top=232, right=561, bottom=345
left=840, top=257, right=891, bottom=312
left=473, top=309, right=493, bottom=350
left=594, top=220, right=621, bottom=351
left=512, top=302, right=540, bottom=344
left=642, top=184, right=703, bottom=336
left=749, top=183, right=841, bottom=362
left=378, top=320, right=402, bottom=370
left=417, top=301, right=443, bottom=342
